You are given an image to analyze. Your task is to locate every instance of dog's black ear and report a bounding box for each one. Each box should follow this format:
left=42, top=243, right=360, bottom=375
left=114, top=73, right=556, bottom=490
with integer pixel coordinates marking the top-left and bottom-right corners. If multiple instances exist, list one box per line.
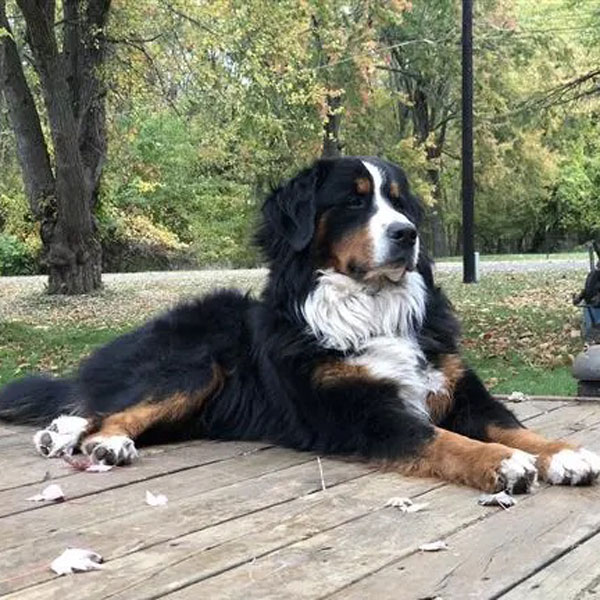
left=260, top=161, right=327, bottom=251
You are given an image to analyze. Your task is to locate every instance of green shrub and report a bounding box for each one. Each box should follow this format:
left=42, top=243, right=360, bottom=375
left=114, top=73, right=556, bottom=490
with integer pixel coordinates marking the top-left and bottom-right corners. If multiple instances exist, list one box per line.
left=98, top=204, right=195, bottom=272
left=0, top=233, right=37, bottom=275
left=103, top=112, right=262, bottom=268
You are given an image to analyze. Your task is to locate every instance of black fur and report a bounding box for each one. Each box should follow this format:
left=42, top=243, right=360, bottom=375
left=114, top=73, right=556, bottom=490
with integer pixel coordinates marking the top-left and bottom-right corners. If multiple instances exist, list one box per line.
left=0, top=156, right=518, bottom=463
left=0, top=375, right=77, bottom=426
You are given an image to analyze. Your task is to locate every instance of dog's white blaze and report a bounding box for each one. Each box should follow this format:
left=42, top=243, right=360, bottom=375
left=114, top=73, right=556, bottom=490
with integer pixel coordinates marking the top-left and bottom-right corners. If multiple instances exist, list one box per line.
left=361, top=160, right=418, bottom=266
left=301, top=269, right=427, bottom=353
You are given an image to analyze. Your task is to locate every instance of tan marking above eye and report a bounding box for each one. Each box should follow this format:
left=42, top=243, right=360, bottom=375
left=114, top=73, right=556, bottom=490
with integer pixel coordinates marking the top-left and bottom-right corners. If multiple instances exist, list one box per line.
left=389, top=181, right=400, bottom=198
left=355, top=177, right=371, bottom=195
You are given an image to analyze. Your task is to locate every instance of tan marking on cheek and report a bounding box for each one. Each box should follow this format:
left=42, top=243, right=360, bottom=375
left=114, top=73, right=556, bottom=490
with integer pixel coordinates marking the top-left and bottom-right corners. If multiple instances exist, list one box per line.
left=427, top=354, right=465, bottom=423
left=313, top=361, right=374, bottom=387
left=394, top=427, right=514, bottom=492
left=486, top=425, right=574, bottom=479
left=355, top=177, right=371, bottom=195
left=389, top=181, right=400, bottom=198
left=328, top=225, right=374, bottom=273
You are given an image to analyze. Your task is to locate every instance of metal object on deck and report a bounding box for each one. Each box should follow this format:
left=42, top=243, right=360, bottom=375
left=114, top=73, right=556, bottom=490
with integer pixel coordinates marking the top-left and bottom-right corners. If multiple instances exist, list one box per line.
left=573, top=241, right=600, bottom=396
left=573, top=346, right=600, bottom=397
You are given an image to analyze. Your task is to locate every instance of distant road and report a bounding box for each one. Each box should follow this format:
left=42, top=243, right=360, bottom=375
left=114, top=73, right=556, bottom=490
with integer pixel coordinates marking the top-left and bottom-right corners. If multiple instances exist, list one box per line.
left=435, top=258, right=588, bottom=273
left=0, top=257, right=590, bottom=290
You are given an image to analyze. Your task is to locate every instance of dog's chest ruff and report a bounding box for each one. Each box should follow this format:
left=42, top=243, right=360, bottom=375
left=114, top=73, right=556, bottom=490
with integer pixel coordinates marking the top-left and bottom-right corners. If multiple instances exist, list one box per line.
left=301, top=270, right=445, bottom=416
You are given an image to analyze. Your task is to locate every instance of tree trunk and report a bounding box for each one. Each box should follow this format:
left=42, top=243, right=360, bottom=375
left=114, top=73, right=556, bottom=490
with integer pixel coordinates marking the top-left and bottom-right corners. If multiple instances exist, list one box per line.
left=1, top=0, right=109, bottom=294
left=0, top=2, right=55, bottom=218
left=424, top=143, right=448, bottom=257
left=321, top=93, right=343, bottom=158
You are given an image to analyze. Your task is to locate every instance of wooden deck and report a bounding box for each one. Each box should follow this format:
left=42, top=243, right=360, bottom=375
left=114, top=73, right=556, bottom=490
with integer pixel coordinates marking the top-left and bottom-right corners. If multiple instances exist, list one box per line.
left=2, top=398, right=600, bottom=600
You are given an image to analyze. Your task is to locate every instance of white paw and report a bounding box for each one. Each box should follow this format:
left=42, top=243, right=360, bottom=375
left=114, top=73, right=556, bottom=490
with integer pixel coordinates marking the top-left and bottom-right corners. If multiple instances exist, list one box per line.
left=33, top=415, right=89, bottom=458
left=546, top=448, right=600, bottom=486
left=499, top=450, right=538, bottom=494
left=83, top=435, right=138, bottom=466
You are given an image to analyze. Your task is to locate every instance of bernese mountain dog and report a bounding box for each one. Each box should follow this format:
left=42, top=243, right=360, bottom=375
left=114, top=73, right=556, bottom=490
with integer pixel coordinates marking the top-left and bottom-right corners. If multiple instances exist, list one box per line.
left=1, top=156, right=598, bottom=493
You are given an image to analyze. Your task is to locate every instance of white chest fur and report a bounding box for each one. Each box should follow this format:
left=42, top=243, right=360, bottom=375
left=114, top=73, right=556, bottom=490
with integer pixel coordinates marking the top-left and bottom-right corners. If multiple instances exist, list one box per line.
left=347, top=336, right=446, bottom=417
left=301, top=270, right=444, bottom=417
left=301, top=269, right=428, bottom=352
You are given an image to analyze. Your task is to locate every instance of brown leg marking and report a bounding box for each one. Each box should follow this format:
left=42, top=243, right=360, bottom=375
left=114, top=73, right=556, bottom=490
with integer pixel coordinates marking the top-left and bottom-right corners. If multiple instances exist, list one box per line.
left=84, top=364, right=224, bottom=447
left=396, top=427, right=534, bottom=493
left=312, top=361, right=374, bottom=387
left=486, top=425, right=574, bottom=480
left=426, top=354, right=465, bottom=423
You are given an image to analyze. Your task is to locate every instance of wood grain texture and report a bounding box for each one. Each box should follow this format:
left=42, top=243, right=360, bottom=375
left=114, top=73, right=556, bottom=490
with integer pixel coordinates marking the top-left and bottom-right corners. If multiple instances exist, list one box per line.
left=0, top=398, right=598, bottom=600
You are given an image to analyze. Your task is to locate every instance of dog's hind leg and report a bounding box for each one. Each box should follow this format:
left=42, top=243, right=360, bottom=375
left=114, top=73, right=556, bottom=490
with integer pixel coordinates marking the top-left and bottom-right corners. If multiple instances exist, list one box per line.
left=34, top=415, right=91, bottom=458
left=81, top=364, right=225, bottom=466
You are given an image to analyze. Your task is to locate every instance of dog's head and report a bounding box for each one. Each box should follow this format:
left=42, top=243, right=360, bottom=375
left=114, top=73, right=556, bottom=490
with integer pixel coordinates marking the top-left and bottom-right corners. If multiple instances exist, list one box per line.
left=258, top=156, right=423, bottom=284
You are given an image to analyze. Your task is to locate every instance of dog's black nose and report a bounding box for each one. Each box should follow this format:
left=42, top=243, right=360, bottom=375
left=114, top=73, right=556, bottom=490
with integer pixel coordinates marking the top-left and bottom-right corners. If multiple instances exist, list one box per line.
left=387, top=222, right=417, bottom=247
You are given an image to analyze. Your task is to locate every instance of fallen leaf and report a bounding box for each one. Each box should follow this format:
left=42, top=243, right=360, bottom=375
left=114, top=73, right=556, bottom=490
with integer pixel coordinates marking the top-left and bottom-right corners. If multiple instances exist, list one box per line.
left=86, top=464, right=113, bottom=473
left=385, top=496, right=412, bottom=509
left=27, top=483, right=65, bottom=503
left=63, top=455, right=93, bottom=470
left=50, top=548, right=103, bottom=575
left=478, top=491, right=516, bottom=509
left=146, top=490, right=168, bottom=506
left=507, top=391, right=529, bottom=403
left=419, top=540, right=448, bottom=552
left=385, top=497, right=429, bottom=513
left=485, top=377, right=499, bottom=388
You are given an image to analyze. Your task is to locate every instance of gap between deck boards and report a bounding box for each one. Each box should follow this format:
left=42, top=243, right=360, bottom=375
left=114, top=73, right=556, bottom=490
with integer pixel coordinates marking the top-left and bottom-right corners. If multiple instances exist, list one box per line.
left=1, top=399, right=597, bottom=599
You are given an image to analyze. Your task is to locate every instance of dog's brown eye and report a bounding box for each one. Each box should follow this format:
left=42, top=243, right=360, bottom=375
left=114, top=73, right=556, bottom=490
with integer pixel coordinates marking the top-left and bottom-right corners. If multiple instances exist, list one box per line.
left=347, top=197, right=365, bottom=209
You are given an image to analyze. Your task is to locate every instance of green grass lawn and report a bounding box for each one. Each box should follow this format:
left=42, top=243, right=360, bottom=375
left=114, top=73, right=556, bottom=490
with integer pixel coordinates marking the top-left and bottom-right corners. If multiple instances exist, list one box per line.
left=0, top=321, right=127, bottom=384
left=0, top=268, right=588, bottom=396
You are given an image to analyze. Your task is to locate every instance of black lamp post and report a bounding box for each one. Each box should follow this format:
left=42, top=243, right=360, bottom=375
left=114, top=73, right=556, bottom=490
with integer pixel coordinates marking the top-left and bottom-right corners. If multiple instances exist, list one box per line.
left=462, top=0, right=476, bottom=283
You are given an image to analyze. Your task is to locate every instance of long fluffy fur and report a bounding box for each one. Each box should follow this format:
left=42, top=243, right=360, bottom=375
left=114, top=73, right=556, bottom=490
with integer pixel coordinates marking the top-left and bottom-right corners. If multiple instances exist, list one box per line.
left=0, top=156, right=522, bottom=464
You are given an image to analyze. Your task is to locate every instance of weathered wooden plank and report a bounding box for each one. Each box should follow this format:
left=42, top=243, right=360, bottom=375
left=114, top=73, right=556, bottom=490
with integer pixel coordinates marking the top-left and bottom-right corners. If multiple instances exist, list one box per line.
left=0, top=446, right=306, bottom=551
left=0, top=424, right=37, bottom=436
left=0, top=433, right=32, bottom=448
left=0, top=440, right=270, bottom=518
left=334, top=487, right=600, bottom=600
left=330, top=425, right=600, bottom=600
left=504, top=399, right=567, bottom=422
left=0, top=454, right=63, bottom=492
left=1, top=474, right=443, bottom=600
left=500, top=531, right=600, bottom=599
left=162, top=484, right=485, bottom=600
left=0, top=455, right=368, bottom=596
left=0, top=400, right=591, bottom=599
left=511, top=401, right=600, bottom=440
left=497, top=394, right=600, bottom=404
left=156, top=404, right=600, bottom=600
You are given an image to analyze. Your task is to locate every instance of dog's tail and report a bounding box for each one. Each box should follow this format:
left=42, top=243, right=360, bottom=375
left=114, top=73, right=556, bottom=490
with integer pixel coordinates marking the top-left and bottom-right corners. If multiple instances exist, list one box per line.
left=0, top=375, right=79, bottom=426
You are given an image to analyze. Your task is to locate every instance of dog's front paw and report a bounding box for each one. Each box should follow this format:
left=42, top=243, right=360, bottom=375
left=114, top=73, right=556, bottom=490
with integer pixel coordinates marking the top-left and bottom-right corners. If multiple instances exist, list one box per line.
left=498, top=450, right=538, bottom=494
left=544, top=448, right=600, bottom=486
left=83, top=435, right=138, bottom=466
left=33, top=415, right=89, bottom=458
